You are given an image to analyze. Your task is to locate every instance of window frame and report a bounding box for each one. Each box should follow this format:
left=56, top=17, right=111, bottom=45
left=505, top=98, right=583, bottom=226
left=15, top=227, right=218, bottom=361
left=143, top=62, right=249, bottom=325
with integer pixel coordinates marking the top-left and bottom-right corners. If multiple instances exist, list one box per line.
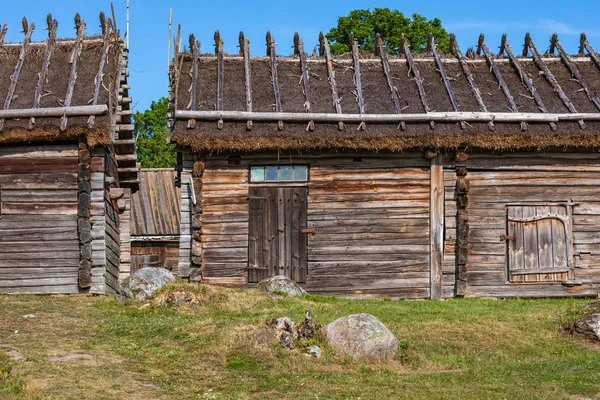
left=248, top=165, right=309, bottom=184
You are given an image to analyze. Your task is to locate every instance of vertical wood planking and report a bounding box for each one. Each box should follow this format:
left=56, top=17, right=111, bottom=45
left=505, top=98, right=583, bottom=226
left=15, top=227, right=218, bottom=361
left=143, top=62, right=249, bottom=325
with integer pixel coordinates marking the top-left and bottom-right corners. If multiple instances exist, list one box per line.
left=430, top=154, right=444, bottom=299
left=522, top=206, right=539, bottom=282
left=536, top=205, right=554, bottom=281
left=507, top=206, right=524, bottom=282
left=298, top=188, right=308, bottom=283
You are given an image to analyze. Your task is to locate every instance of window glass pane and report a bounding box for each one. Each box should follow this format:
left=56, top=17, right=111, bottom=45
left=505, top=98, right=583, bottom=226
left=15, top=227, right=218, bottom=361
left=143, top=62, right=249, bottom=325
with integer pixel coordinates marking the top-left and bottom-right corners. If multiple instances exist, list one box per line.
left=294, top=166, right=308, bottom=181
left=265, top=166, right=279, bottom=182
left=250, top=166, right=265, bottom=182
left=280, top=166, right=293, bottom=181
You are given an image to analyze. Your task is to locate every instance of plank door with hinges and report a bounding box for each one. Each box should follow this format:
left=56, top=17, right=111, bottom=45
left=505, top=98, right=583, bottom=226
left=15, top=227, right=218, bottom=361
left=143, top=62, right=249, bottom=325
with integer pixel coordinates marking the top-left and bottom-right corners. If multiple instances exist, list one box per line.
left=506, top=204, right=573, bottom=283
left=248, top=187, right=308, bottom=283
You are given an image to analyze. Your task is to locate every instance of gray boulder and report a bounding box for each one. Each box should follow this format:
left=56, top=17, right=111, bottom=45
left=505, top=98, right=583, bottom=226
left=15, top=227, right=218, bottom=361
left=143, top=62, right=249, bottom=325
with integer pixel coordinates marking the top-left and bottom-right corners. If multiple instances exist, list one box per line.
left=573, top=311, right=600, bottom=340
left=324, top=314, right=399, bottom=360
left=119, top=267, right=175, bottom=300
left=257, top=275, right=306, bottom=297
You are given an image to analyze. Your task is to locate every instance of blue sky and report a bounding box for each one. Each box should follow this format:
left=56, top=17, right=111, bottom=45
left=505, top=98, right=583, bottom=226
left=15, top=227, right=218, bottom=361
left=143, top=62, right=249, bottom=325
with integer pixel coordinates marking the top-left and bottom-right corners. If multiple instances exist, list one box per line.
left=3, top=0, right=600, bottom=111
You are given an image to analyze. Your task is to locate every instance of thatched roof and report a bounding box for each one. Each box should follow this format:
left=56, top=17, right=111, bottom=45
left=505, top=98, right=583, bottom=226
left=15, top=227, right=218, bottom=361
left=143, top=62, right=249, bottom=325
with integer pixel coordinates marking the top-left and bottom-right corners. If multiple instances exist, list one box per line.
left=170, top=30, right=600, bottom=152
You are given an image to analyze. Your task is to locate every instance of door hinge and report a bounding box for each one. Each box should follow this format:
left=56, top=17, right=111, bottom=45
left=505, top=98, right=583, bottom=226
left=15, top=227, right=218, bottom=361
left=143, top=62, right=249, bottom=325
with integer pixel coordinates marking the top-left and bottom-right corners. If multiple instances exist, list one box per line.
left=500, top=234, right=515, bottom=241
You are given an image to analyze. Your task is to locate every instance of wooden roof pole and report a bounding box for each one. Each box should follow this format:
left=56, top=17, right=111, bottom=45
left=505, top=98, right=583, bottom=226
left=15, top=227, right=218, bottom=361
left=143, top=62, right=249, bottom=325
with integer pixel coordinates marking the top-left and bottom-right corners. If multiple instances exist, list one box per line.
left=319, top=32, right=344, bottom=130
left=375, top=33, right=405, bottom=130
left=88, top=13, right=112, bottom=128
left=476, top=34, right=525, bottom=131
left=30, top=15, right=57, bottom=129
left=293, top=33, right=314, bottom=131
left=451, top=33, right=493, bottom=130
left=0, top=18, right=34, bottom=131
left=187, top=34, right=199, bottom=129
left=500, top=33, right=558, bottom=131
left=551, top=34, right=600, bottom=111
left=524, top=33, right=584, bottom=129
left=430, top=33, right=465, bottom=129
left=239, top=32, right=253, bottom=130
left=60, top=14, right=86, bottom=132
left=349, top=32, right=366, bottom=131
left=581, top=34, right=600, bottom=70
left=400, top=34, right=434, bottom=129
left=0, top=24, right=7, bottom=44
left=215, top=31, right=224, bottom=129
left=266, top=31, right=283, bottom=130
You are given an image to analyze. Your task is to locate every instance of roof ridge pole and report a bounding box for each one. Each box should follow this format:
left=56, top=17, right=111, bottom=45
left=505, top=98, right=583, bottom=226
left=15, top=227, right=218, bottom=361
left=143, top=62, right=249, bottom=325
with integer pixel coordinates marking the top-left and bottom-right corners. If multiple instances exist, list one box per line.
left=239, top=32, right=253, bottom=131
left=88, top=13, right=113, bottom=129
left=451, top=33, right=494, bottom=131
left=266, top=31, right=283, bottom=130
left=476, top=34, right=525, bottom=131
left=187, top=34, right=199, bottom=129
left=400, top=34, right=434, bottom=129
left=580, top=34, right=600, bottom=72
left=501, top=33, right=558, bottom=131
left=60, top=14, right=86, bottom=132
left=0, top=18, right=34, bottom=131
left=319, top=32, right=344, bottom=130
left=30, top=14, right=57, bottom=130
left=294, top=32, right=314, bottom=132
left=552, top=34, right=600, bottom=111
left=525, top=33, right=584, bottom=129
left=375, top=33, right=405, bottom=130
left=215, top=31, right=224, bottom=130
left=0, top=24, right=7, bottom=44
left=430, top=33, right=466, bottom=129
left=349, top=32, right=366, bottom=131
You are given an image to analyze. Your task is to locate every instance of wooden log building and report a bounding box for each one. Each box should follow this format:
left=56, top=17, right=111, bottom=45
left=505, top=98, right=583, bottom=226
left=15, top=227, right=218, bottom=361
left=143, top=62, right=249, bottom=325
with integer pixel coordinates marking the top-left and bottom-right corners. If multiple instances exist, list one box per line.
left=0, top=13, right=138, bottom=294
left=169, top=29, right=600, bottom=299
left=128, top=169, right=181, bottom=276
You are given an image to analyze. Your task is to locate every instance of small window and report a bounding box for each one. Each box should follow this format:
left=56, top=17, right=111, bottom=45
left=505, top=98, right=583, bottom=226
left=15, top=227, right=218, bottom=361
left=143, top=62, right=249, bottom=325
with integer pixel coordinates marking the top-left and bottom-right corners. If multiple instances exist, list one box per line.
left=249, top=166, right=308, bottom=183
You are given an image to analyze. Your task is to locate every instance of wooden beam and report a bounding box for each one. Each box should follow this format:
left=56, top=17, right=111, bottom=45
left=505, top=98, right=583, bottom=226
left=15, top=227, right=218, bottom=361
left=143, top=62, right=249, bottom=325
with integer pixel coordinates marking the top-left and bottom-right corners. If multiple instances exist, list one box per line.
left=30, top=15, right=57, bottom=129
left=430, top=34, right=465, bottom=129
left=215, top=31, right=224, bottom=129
left=88, top=14, right=112, bottom=128
left=188, top=34, right=199, bottom=129
left=0, top=24, right=7, bottom=44
left=294, top=33, right=314, bottom=131
left=60, top=15, right=86, bottom=132
left=524, top=33, right=584, bottom=128
left=501, top=34, right=558, bottom=131
left=552, top=34, right=600, bottom=111
left=239, top=32, right=253, bottom=131
left=349, top=32, right=366, bottom=131
left=581, top=33, right=600, bottom=72
left=451, top=33, right=493, bottom=130
left=175, top=109, right=600, bottom=123
left=0, top=19, right=34, bottom=131
left=430, top=154, right=444, bottom=300
left=319, top=32, right=344, bottom=130
left=375, top=34, right=405, bottom=130
left=400, top=34, right=434, bottom=129
left=266, top=31, right=283, bottom=130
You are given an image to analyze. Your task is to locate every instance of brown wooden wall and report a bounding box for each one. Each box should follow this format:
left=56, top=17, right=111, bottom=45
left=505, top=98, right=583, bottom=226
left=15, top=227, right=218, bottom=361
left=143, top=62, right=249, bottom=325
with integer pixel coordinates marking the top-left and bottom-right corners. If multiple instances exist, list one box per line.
left=199, top=153, right=432, bottom=298
left=0, top=144, right=80, bottom=294
left=131, top=241, right=180, bottom=275
left=449, top=152, right=600, bottom=298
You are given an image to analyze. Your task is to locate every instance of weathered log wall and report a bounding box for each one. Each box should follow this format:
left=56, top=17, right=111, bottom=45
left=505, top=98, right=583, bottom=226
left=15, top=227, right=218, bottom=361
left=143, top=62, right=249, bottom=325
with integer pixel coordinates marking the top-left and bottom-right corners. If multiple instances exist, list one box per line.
left=131, top=241, right=180, bottom=274
left=0, top=144, right=80, bottom=294
left=448, top=152, right=600, bottom=297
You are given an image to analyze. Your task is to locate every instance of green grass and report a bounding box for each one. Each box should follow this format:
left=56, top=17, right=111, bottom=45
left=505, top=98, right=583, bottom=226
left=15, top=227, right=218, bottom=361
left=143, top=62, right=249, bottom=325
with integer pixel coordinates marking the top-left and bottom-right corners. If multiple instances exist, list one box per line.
left=0, top=284, right=599, bottom=399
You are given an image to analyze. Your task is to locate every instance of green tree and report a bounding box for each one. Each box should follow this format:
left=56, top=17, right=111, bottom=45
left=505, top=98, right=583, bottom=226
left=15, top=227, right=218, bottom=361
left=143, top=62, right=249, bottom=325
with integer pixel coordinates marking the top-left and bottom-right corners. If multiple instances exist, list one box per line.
left=134, top=97, right=176, bottom=168
left=326, top=8, right=449, bottom=55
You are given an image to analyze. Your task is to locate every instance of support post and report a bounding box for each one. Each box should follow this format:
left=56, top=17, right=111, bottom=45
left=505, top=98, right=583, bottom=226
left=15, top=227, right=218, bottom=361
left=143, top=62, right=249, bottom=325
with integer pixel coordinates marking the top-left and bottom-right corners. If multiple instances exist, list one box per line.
left=294, top=32, right=314, bottom=131
left=430, top=154, right=444, bottom=300
left=60, top=15, right=86, bottom=131
left=239, top=32, right=253, bottom=130
left=349, top=32, right=366, bottom=131
left=266, top=31, right=283, bottom=130
left=400, top=34, right=434, bottom=129
left=215, top=31, right=224, bottom=129
left=319, top=32, right=344, bottom=130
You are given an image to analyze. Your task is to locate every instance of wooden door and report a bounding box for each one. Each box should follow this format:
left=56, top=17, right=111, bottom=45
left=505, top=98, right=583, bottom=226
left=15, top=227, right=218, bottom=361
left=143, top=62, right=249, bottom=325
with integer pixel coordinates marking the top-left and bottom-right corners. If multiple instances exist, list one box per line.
left=506, top=205, right=571, bottom=282
left=248, top=187, right=308, bottom=283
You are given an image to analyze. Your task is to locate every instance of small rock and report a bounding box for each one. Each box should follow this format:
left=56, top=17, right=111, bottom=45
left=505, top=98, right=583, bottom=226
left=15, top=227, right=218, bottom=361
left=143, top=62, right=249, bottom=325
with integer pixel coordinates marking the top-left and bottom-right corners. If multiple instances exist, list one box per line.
left=118, top=267, right=175, bottom=300
left=573, top=312, right=600, bottom=340
left=257, top=275, right=306, bottom=297
left=324, top=314, right=399, bottom=360
left=296, top=309, right=316, bottom=340
left=22, top=314, right=37, bottom=319
left=304, top=345, right=321, bottom=359
left=14, top=330, right=18, bottom=335
left=280, top=332, right=294, bottom=349
left=49, top=353, right=94, bottom=362
left=268, top=317, right=295, bottom=333
left=582, top=301, right=600, bottom=312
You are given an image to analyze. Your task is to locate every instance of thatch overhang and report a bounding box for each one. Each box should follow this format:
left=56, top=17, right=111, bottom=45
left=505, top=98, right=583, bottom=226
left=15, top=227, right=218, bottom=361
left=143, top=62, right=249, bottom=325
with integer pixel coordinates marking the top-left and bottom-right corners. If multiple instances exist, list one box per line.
left=0, top=13, right=138, bottom=188
left=169, top=30, right=600, bottom=153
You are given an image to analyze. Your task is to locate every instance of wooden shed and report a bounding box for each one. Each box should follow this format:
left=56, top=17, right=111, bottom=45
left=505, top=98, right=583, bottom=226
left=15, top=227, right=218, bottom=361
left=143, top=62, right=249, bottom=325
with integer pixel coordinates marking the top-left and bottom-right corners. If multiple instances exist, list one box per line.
left=128, top=169, right=181, bottom=276
left=169, top=28, right=600, bottom=299
left=0, top=13, right=137, bottom=294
